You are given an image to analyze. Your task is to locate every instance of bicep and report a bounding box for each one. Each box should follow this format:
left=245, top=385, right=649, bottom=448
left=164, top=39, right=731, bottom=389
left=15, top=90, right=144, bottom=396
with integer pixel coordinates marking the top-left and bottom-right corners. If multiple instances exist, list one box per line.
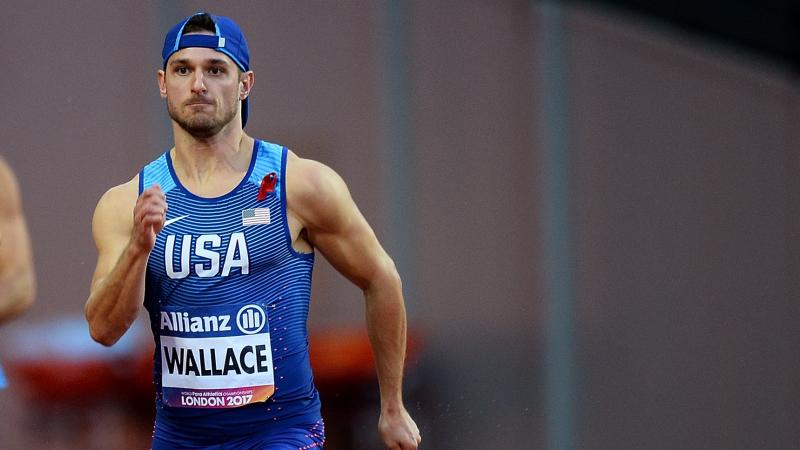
left=90, top=184, right=135, bottom=291
left=312, top=206, right=391, bottom=290
left=298, top=166, right=392, bottom=290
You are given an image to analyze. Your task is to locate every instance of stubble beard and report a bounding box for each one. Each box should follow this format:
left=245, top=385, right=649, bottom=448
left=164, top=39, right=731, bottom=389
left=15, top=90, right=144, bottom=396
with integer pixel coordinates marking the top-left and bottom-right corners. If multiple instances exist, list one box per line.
left=167, top=95, right=239, bottom=139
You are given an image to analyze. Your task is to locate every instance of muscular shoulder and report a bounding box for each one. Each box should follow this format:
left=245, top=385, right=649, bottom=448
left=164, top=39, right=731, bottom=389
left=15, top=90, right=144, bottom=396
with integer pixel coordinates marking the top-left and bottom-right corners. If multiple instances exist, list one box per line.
left=285, top=151, right=353, bottom=232
left=96, top=177, right=138, bottom=213
left=286, top=151, right=346, bottom=203
left=93, top=176, right=139, bottom=239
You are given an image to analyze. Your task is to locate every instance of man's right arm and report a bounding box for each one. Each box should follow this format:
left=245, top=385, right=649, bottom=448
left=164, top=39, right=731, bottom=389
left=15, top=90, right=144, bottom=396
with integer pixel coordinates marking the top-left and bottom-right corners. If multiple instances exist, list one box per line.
left=84, top=179, right=166, bottom=346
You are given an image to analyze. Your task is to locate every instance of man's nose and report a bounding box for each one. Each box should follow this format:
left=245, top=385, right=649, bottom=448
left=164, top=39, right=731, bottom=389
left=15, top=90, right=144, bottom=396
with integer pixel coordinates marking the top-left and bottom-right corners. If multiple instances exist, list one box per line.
left=191, top=72, right=207, bottom=93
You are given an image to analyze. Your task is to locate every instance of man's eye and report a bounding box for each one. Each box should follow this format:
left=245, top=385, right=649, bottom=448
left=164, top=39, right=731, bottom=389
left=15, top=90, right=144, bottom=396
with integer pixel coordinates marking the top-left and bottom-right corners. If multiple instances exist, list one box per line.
left=209, top=67, right=223, bottom=75
left=176, top=67, right=189, bottom=75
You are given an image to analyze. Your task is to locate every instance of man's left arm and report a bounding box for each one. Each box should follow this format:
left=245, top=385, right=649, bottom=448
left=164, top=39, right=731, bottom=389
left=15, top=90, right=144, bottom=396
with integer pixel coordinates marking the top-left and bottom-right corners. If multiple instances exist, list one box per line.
left=0, top=158, right=35, bottom=325
left=288, top=155, right=421, bottom=449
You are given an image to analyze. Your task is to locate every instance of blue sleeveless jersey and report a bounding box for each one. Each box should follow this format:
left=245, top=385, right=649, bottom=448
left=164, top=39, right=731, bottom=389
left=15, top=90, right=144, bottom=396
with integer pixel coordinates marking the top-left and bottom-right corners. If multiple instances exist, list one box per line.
left=139, top=140, right=321, bottom=442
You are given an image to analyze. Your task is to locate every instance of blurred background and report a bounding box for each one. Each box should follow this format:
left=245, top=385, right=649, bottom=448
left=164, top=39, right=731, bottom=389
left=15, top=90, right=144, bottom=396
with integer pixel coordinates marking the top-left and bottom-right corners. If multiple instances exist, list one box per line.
left=0, top=1, right=798, bottom=449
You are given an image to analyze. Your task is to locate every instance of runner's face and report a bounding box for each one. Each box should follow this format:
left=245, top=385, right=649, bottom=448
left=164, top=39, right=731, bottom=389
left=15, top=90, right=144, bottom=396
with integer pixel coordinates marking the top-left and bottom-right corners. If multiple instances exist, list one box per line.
left=161, top=46, right=243, bottom=138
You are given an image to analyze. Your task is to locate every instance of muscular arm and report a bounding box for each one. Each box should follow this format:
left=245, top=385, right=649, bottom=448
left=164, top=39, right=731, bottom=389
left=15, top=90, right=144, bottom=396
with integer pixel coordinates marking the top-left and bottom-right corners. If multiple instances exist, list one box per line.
left=84, top=179, right=166, bottom=346
left=287, top=154, right=420, bottom=449
left=0, top=158, right=35, bottom=324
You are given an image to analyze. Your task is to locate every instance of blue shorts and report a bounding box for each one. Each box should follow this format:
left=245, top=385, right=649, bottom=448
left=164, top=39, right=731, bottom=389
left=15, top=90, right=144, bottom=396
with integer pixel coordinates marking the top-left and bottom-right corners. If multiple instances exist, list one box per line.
left=151, top=419, right=325, bottom=450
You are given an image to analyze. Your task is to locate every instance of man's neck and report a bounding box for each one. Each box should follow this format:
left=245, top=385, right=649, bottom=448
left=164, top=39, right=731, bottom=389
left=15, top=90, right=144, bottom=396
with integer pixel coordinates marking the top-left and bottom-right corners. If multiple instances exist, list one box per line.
left=170, top=124, right=254, bottom=189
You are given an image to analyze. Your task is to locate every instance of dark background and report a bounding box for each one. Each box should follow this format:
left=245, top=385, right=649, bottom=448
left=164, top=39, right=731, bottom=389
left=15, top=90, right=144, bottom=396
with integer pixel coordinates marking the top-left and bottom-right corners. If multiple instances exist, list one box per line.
left=592, top=0, right=799, bottom=70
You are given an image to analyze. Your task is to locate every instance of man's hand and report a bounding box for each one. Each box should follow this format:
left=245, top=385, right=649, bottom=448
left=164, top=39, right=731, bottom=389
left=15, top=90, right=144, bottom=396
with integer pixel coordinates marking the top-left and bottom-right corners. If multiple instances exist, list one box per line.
left=379, top=406, right=422, bottom=449
left=132, top=185, right=167, bottom=254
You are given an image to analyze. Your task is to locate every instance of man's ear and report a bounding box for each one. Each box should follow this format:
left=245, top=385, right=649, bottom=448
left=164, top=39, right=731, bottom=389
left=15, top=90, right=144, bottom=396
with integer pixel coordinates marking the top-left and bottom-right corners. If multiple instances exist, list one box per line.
left=157, top=70, right=167, bottom=98
left=239, top=71, right=255, bottom=100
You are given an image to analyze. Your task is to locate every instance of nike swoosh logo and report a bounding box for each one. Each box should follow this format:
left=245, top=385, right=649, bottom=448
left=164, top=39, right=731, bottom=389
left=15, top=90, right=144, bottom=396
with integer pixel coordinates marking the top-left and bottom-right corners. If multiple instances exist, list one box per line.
left=164, top=215, right=189, bottom=227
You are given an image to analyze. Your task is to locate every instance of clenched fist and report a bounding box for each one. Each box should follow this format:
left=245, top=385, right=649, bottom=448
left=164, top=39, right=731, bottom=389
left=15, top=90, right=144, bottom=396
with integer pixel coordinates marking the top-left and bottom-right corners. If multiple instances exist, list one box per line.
left=131, top=184, right=167, bottom=254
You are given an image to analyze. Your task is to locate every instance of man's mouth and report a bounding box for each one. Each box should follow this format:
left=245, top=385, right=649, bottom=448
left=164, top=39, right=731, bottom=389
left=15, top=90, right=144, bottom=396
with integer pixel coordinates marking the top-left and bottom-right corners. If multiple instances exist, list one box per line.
left=186, top=99, right=213, bottom=106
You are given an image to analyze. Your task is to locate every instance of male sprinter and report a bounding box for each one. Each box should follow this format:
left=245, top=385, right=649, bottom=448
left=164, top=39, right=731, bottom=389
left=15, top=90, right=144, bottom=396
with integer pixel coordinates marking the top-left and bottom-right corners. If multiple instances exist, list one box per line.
left=0, top=156, right=36, bottom=388
left=84, top=12, right=420, bottom=449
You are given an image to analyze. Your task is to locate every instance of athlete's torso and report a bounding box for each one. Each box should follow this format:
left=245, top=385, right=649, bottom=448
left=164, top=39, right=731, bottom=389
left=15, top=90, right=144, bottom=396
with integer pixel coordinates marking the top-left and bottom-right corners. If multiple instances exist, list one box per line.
left=139, top=140, right=321, bottom=443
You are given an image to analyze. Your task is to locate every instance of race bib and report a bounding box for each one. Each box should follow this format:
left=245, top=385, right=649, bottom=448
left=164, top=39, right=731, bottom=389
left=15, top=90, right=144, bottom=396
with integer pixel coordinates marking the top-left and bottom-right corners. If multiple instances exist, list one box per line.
left=159, top=303, right=275, bottom=408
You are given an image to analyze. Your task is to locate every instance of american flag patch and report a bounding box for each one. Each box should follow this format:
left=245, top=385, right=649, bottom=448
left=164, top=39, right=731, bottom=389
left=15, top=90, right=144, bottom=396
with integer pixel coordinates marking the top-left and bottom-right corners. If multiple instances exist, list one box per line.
left=242, top=208, right=270, bottom=226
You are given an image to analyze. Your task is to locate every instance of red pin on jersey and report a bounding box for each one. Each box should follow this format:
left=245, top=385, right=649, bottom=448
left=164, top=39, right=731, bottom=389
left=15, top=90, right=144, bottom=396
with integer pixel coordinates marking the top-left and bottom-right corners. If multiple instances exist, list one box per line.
left=257, top=172, right=278, bottom=201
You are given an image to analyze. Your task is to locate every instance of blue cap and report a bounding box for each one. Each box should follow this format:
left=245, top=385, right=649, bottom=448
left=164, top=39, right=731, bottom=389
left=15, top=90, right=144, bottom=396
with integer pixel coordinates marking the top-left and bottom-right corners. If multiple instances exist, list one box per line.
left=162, top=12, right=251, bottom=127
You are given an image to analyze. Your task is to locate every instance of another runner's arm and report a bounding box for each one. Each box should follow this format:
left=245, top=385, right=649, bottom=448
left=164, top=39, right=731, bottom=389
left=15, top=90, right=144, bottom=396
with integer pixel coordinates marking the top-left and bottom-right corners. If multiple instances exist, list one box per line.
left=85, top=179, right=166, bottom=346
left=288, top=155, right=420, bottom=449
left=0, top=158, right=35, bottom=325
